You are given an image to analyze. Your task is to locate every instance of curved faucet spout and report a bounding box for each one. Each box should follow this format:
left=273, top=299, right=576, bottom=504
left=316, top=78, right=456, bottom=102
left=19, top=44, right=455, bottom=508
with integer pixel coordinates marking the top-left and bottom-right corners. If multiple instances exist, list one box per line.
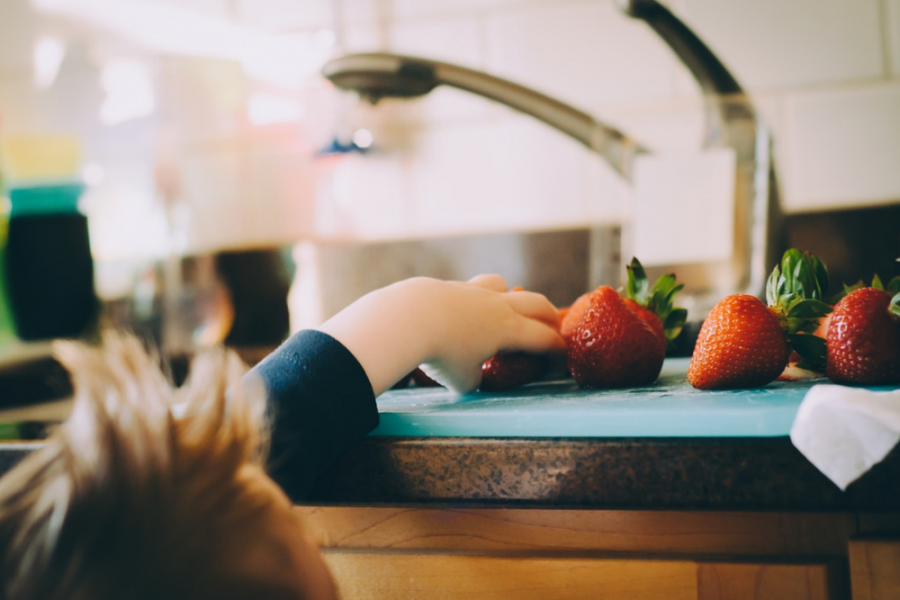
left=322, top=53, right=647, bottom=180
left=322, top=1, right=784, bottom=310
left=618, top=0, right=755, bottom=145
left=618, top=0, right=743, bottom=97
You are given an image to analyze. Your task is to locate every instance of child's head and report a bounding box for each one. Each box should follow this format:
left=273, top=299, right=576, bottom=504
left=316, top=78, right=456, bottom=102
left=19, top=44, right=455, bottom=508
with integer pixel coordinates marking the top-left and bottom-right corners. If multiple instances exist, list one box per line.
left=0, top=334, right=337, bottom=600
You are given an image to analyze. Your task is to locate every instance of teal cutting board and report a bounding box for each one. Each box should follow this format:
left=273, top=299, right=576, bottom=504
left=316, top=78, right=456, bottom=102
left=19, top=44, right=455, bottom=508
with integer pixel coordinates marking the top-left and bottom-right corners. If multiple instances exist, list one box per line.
left=372, top=358, right=895, bottom=438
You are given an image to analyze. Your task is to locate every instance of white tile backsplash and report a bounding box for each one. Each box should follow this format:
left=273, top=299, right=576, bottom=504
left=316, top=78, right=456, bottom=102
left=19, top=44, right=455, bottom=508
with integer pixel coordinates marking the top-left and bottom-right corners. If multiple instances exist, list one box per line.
left=317, top=153, right=412, bottom=238
left=887, top=0, right=900, bottom=77
left=3, top=0, right=899, bottom=260
left=389, top=15, right=484, bottom=68
left=340, top=21, right=385, bottom=52
left=0, top=0, right=38, bottom=73
left=322, top=0, right=900, bottom=240
left=157, top=0, right=232, bottom=20
left=582, top=152, right=632, bottom=224
left=408, top=114, right=589, bottom=234
left=486, top=2, right=682, bottom=109
left=682, top=0, right=885, bottom=90
left=598, top=101, right=706, bottom=154
left=391, top=0, right=523, bottom=20
left=173, top=134, right=318, bottom=254
left=783, top=82, right=900, bottom=211
left=0, top=78, right=42, bottom=134
left=340, top=0, right=381, bottom=24
left=234, top=0, right=334, bottom=31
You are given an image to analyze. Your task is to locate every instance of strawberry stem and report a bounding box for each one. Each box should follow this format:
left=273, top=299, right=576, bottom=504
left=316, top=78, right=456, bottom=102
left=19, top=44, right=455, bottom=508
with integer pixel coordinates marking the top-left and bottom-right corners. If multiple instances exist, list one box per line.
left=829, top=274, right=900, bottom=304
left=788, top=333, right=827, bottom=371
left=625, top=259, right=649, bottom=305
left=624, top=257, right=687, bottom=348
left=766, top=249, right=832, bottom=371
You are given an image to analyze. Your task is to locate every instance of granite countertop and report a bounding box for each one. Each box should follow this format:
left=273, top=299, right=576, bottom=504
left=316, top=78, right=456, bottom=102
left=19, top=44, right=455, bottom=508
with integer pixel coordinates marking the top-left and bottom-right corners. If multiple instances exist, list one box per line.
left=304, top=358, right=900, bottom=510
left=2, top=355, right=899, bottom=511
left=2, top=435, right=897, bottom=511
left=305, top=436, right=900, bottom=510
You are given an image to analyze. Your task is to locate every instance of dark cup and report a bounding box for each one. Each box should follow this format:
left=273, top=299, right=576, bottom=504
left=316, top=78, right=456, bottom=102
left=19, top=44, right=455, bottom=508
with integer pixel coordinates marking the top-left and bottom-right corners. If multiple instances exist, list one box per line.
left=3, top=184, right=97, bottom=340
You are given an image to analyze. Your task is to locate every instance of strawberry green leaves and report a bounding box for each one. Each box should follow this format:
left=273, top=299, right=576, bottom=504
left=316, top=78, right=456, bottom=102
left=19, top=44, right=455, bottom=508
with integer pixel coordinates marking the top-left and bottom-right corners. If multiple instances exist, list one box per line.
left=766, top=248, right=829, bottom=307
left=785, top=298, right=832, bottom=332
left=625, top=258, right=650, bottom=305
left=766, top=249, right=832, bottom=371
left=664, top=308, right=689, bottom=342
left=625, top=257, right=687, bottom=347
left=869, top=273, right=900, bottom=295
left=829, top=274, right=900, bottom=304
left=788, top=332, right=827, bottom=371
left=786, top=298, right=831, bottom=371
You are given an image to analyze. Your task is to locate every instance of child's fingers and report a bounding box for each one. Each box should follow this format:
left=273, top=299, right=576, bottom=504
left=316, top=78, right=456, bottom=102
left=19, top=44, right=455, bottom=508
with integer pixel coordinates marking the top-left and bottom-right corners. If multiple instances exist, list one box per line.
left=467, top=274, right=508, bottom=293
left=504, top=291, right=561, bottom=328
left=505, top=317, right=567, bottom=354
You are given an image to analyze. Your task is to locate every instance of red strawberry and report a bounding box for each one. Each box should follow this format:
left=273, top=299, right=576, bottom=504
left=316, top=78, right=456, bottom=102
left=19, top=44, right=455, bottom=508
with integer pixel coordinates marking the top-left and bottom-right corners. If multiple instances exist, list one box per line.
left=480, top=352, right=549, bottom=392
left=623, top=298, right=666, bottom=354
left=689, top=249, right=832, bottom=389
left=826, top=287, right=900, bottom=385
left=560, top=292, right=591, bottom=340
left=473, top=286, right=553, bottom=392
left=411, top=367, right=441, bottom=387
left=689, top=295, right=791, bottom=389
left=793, top=273, right=899, bottom=365
left=567, top=286, right=665, bottom=387
left=802, top=274, right=899, bottom=359
left=562, top=258, right=686, bottom=351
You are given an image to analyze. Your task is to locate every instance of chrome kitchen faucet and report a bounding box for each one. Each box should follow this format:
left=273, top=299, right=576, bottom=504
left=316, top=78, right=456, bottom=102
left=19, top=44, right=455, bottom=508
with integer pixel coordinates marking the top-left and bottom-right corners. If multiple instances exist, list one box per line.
left=322, top=0, right=782, bottom=314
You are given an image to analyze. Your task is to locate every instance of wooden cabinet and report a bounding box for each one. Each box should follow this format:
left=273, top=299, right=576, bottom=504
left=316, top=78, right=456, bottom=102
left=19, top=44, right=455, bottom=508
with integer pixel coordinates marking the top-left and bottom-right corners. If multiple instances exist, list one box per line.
left=323, top=554, right=839, bottom=600
left=849, top=538, right=900, bottom=600
left=325, top=555, right=700, bottom=600
left=697, top=562, right=838, bottom=600
left=297, top=507, right=900, bottom=600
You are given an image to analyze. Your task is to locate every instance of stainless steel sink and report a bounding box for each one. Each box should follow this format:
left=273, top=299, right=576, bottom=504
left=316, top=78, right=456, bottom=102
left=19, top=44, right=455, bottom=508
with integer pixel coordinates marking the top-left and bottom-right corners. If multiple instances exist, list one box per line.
left=297, top=226, right=619, bottom=322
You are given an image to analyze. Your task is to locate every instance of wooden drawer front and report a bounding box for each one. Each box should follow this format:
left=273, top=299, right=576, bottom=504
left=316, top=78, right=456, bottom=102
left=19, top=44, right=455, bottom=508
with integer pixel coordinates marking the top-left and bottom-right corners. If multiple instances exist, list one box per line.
left=322, top=553, right=839, bottom=600
left=849, top=538, right=900, bottom=600
left=298, top=507, right=856, bottom=557
left=698, top=563, right=838, bottom=600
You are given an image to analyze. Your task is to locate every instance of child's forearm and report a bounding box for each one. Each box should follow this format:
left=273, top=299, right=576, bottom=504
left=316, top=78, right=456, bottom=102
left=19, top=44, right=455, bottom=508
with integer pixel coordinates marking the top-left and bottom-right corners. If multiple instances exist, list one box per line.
left=318, top=276, right=565, bottom=395
left=246, top=275, right=563, bottom=499
left=316, top=278, right=439, bottom=396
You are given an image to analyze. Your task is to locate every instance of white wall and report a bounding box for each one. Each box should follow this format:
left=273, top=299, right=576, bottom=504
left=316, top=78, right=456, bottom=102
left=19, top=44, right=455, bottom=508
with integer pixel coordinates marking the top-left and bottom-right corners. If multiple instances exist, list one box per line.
left=330, top=0, right=900, bottom=233
left=1, top=0, right=898, bottom=257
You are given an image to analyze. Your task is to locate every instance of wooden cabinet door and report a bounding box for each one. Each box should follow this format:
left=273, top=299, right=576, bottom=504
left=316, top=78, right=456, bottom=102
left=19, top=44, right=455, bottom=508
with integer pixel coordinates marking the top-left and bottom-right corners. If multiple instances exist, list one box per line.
left=849, top=538, right=900, bottom=600
left=323, top=552, right=842, bottom=600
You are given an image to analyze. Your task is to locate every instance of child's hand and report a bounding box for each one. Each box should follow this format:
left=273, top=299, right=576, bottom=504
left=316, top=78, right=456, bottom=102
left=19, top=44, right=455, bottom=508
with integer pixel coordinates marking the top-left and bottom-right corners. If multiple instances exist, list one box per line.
left=318, top=275, right=565, bottom=395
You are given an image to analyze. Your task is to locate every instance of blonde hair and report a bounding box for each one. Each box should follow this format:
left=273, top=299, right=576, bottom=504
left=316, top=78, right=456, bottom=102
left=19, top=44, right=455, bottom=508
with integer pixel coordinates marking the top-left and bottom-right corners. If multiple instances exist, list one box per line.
left=0, top=333, right=295, bottom=600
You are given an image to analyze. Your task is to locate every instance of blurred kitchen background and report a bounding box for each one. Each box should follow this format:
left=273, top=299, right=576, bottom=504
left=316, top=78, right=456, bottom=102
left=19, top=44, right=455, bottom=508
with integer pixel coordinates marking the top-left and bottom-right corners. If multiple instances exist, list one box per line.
left=0, top=0, right=899, bottom=395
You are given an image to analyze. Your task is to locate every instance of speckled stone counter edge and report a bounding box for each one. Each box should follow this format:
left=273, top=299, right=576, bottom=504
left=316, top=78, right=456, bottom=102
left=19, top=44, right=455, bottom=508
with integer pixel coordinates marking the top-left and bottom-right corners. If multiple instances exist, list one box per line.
left=307, top=437, right=900, bottom=510
left=2, top=438, right=897, bottom=510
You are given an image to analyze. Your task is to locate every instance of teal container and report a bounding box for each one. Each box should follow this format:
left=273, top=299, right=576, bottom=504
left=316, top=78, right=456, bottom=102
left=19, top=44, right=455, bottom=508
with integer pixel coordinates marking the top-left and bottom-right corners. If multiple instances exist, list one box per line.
left=8, top=183, right=83, bottom=217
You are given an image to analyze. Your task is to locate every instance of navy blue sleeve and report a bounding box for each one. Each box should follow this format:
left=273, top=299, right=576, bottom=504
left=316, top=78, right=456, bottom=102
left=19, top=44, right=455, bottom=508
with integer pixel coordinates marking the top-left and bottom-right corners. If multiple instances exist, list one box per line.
left=247, top=330, right=379, bottom=501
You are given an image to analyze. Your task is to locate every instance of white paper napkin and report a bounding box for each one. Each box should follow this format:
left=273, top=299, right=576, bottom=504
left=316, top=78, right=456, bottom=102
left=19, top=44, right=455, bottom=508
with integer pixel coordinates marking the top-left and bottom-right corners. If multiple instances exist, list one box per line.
left=790, top=384, right=900, bottom=490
